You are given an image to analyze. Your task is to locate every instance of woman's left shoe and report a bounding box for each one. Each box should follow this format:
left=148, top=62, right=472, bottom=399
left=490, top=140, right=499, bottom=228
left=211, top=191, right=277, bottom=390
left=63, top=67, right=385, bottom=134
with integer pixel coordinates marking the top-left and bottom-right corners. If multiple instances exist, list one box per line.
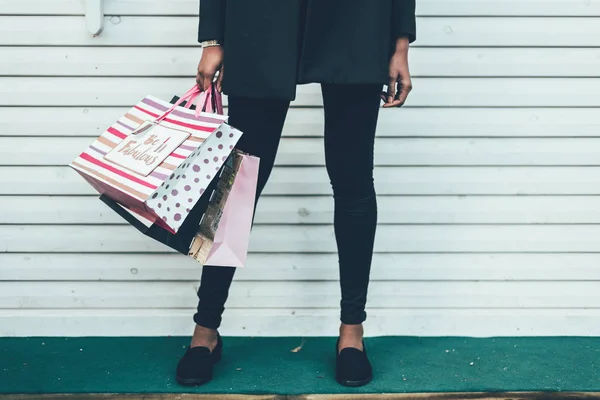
left=335, top=338, right=373, bottom=387
left=175, top=333, right=223, bottom=386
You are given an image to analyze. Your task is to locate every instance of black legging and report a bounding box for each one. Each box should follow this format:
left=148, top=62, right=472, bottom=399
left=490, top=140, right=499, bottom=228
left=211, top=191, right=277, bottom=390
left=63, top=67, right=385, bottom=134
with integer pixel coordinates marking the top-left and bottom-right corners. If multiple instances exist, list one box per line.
left=194, top=83, right=382, bottom=329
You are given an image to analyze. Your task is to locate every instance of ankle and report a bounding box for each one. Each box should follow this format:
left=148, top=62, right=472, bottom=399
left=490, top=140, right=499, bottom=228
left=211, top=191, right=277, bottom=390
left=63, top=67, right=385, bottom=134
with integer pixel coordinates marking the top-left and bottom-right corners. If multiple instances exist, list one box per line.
left=190, top=325, right=219, bottom=350
left=339, top=323, right=364, bottom=338
left=194, top=324, right=218, bottom=338
left=338, top=323, right=364, bottom=352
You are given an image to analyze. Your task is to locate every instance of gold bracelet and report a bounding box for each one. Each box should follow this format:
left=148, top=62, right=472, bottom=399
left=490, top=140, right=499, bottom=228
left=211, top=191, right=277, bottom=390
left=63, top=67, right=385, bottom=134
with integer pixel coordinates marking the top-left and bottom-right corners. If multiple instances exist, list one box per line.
left=200, top=40, right=221, bottom=48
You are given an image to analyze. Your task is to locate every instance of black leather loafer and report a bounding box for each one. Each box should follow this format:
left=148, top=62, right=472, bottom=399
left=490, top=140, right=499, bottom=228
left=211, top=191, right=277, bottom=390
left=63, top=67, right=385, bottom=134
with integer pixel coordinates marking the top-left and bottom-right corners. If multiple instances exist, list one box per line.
left=176, top=333, right=223, bottom=386
left=335, top=338, right=373, bottom=387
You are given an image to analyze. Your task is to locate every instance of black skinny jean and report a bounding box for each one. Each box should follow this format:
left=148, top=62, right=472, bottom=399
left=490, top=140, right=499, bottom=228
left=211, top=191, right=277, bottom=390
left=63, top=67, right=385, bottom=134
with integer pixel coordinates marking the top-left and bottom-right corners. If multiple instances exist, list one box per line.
left=194, top=83, right=382, bottom=329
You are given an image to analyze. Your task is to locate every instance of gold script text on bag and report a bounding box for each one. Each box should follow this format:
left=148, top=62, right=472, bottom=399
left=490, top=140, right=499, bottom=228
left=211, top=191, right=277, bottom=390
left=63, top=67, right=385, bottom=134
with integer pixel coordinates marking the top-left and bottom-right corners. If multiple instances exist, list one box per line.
left=104, top=122, right=191, bottom=177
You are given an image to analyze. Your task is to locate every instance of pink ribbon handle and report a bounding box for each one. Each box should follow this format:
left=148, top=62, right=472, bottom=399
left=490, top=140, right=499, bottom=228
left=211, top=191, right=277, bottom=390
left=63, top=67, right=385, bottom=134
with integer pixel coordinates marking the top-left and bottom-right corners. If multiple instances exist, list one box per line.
left=154, top=85, right=201, bottom=124
left=152, top=83, right=224, bottom=125
left=183, top=83, right=225, bottom=116
left=212, top=86, right=224, bottom=115
left=184, top=87, right=212, bottom=114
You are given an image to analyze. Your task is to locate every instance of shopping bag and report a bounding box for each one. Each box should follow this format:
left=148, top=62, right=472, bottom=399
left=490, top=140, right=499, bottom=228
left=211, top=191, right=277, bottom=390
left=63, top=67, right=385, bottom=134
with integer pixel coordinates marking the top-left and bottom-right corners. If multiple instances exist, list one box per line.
left=100, top=148, right=258, bottom=267
left=72, top=84, right=259, bottom=267
left=69, top=85, right=241, bottom=235
left=188, top=151, right=259, bottom=267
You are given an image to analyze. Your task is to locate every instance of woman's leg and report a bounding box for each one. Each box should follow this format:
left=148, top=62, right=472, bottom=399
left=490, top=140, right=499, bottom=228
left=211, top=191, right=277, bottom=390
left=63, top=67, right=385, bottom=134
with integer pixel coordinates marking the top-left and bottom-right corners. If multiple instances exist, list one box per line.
left=321, top=83, right=381, bottom=350
left=192, top=95, right=290, bottom=342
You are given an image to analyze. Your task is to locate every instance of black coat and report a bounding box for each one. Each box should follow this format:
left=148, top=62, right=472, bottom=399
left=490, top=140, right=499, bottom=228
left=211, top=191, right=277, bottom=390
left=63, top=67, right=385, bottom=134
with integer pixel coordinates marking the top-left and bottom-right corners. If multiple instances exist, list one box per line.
left=198, top=0, right=416, bottom=100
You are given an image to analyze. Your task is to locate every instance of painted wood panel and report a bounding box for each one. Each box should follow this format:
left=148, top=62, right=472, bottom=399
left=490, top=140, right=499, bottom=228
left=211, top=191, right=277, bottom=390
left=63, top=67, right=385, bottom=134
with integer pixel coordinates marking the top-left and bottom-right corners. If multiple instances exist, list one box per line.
left=417, top=0, right=600, bottom=16
left=3, top=224, right=600, bottom=253
left=3, top=309, right=600, bottom=337
left=0, top=77, right=321, bottom=107
left=4, top=195, right=600, bottom=225
left=5, top=0, right=599, bottom=16
left=7, top=137, right=600, bottom=167
left=4, top=47, right=600, bottom=77
left=4, top=253, right=600, bottom=282
left=4, top=166, right=600, bottom=196
left=2, top=1, right=599, bottom=338
left=4, top=77, right=600, bottom=107
left=3, top=281, right=599, bottom=309
left=0, top=0, right=600, bottom=17
left=2, top=16, right=600, bottom=47
left=4, top=107, right=600, bottom=138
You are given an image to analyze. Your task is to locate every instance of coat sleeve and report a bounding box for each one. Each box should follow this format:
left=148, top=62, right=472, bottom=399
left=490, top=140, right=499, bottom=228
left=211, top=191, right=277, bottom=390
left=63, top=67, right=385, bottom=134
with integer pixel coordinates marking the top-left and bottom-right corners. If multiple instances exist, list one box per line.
left=198, top=0, right=227, bottom=43
left=392, top=0, right=416, bottom=43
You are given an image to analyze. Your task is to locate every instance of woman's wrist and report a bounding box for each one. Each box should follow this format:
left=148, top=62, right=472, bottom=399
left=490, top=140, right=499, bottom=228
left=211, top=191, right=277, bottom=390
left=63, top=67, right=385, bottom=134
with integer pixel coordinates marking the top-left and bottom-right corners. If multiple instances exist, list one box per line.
left=394, top=36, right=410, bottom=55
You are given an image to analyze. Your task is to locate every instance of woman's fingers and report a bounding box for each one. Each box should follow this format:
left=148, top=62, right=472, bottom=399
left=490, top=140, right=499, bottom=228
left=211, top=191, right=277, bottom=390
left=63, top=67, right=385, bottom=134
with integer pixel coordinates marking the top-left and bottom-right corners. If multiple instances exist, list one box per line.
left=383, top=76, right=400, bottom=108
left=383, top=75, right=412, bottom=108
left=215, top=66, right=224, bottom=93
left=196, top=71, right=204, bottom=91
left=387, top=76, right=396, bottom=104
left=202, top=74, right=213, bottom=92
left=396, top=77, right=413, bottom=107
left=196, top=70, right=216, bottom=92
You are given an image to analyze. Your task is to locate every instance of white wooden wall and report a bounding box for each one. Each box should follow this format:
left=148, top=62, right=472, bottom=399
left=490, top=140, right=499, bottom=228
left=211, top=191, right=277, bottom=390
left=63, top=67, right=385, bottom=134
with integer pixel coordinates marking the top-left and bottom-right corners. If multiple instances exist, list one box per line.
left=2, top=0, right=600, bottom=337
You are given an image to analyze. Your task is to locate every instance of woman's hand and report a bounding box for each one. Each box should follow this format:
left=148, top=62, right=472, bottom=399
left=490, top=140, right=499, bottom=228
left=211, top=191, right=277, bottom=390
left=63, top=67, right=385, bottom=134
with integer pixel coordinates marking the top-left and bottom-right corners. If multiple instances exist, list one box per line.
left=196, top=46, right=224, bottom=92
left=382, top=37, right=412, bottom=108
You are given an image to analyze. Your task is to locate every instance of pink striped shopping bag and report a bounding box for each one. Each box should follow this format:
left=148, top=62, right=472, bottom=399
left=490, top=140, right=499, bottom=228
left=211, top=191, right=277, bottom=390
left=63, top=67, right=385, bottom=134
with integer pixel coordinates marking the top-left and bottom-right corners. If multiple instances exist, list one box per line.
left=70, top=85, right=259, bottom=267
left=70, top=85, right=239, bottom=234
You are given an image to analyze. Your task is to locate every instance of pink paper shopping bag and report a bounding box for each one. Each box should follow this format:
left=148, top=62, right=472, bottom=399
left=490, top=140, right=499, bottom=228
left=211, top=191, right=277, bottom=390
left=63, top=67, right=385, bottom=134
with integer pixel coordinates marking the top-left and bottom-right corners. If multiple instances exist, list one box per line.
left=189, top=152, right=259, bottom=267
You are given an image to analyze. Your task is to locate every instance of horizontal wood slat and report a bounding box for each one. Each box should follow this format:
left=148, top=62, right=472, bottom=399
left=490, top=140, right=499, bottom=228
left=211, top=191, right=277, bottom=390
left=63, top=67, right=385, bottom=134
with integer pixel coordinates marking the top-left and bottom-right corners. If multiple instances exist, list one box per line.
left=3, top=224, right=600, bottom=253
left=6, top=137, right=600, bottom=167
left=0, top=77, right=321, bottom=107
left=4, top=166, right=600, bottom=196
left=4, top=0, right=599, bottom=16
left=2, top=281, right=599, bottom=309
left=3, top=107, right=599, bottom=138
left=1, top=0, right=199, bottom=15
left=3, top=253, right=600, bottom=281
left=4, top=308, right=600, bottom=337
left=3, top=77, right=600, bottom=107
left=3, top=195, right=600, bottom=225
left=5, top=196, right=600, bottom=225
left=417, top=0, right=600, bottom=16
left=3, top=47, right=599, bottom=77
left=2, top=16, right=600, bottom=47
left=0, top=0, right=600, bottom=16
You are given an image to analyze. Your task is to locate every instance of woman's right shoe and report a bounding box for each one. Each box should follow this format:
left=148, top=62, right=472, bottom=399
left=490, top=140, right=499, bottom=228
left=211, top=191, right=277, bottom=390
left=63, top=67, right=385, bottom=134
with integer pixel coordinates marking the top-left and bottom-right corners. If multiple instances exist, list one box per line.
left=175, top=333, right=223, bottom=386
left=335, top=338, right=373, bottom=387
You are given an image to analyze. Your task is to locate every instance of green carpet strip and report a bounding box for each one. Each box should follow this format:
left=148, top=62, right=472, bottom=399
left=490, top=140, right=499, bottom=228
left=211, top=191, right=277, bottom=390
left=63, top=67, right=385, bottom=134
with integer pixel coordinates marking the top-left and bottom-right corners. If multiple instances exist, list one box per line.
left=2, top=337, right=600, bottom=395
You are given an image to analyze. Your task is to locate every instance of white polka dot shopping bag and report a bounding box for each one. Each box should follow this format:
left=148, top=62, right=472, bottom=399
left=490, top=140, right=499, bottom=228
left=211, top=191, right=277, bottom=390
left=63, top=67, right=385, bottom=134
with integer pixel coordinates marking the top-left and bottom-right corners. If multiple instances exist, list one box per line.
left=70, top=84, right=259, bottom=267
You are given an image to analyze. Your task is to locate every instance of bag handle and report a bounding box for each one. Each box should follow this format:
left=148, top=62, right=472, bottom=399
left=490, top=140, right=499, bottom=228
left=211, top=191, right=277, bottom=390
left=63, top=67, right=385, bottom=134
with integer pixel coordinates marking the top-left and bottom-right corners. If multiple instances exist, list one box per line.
left=154, top=86, right=201, bottom=124
left=153, top=83, right=224, bottom=124
left=183, top=83, right=224, bottom=116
